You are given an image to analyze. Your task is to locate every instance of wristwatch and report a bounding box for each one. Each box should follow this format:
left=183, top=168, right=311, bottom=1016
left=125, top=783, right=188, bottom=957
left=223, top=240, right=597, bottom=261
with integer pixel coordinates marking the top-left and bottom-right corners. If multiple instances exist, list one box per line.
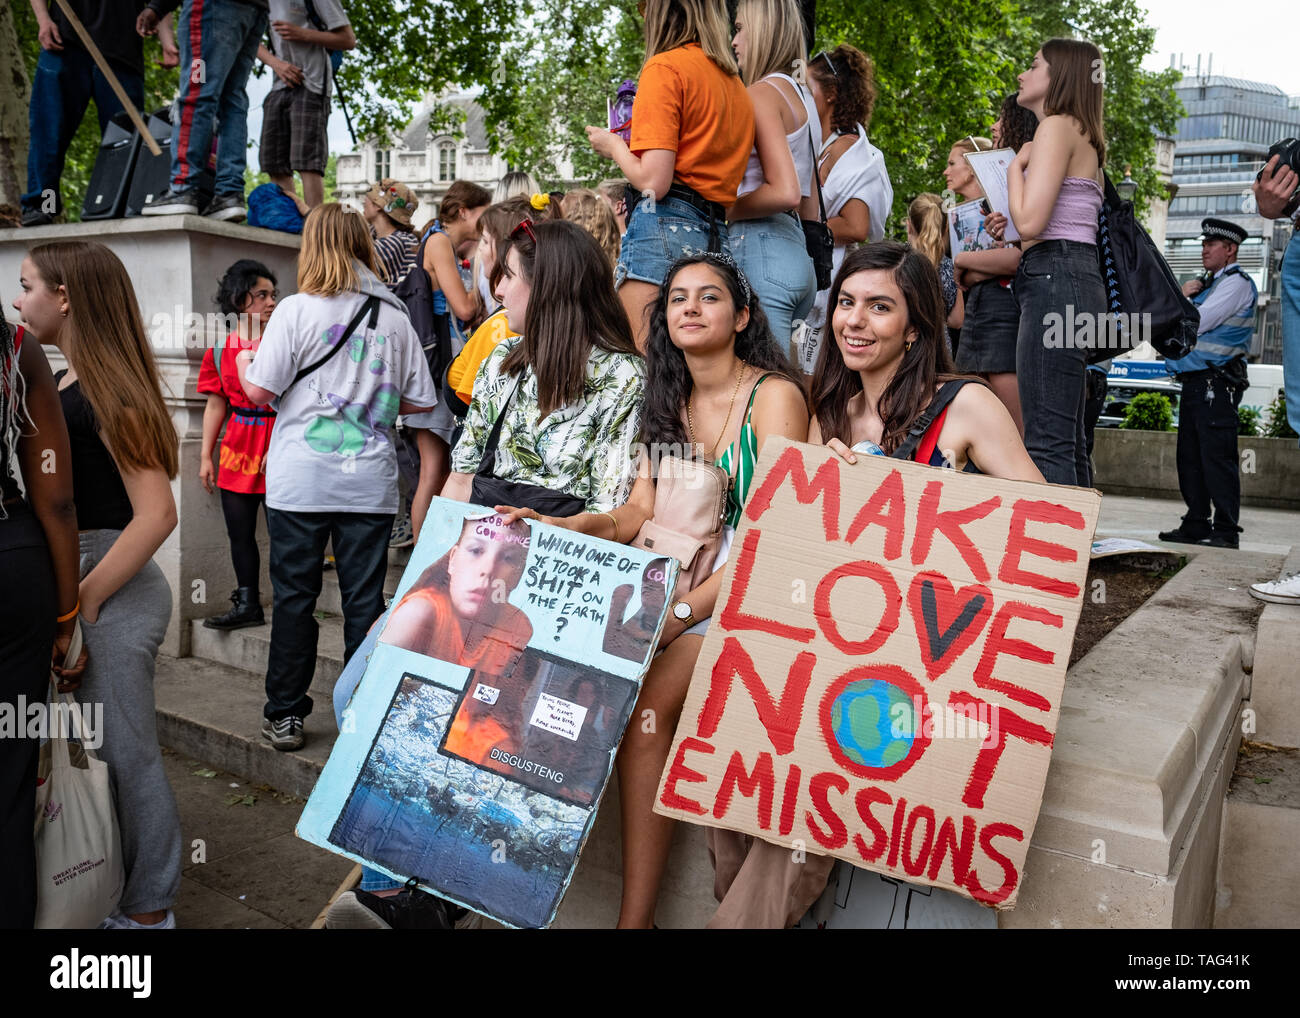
left=672, top=601, right=697, bottom=627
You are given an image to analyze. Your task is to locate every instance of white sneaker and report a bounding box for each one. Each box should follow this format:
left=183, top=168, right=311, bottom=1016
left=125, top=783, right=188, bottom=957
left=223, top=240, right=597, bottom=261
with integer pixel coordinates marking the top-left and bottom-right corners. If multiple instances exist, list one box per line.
left=389, top=514, right=414, bottom=549
left=1249, top=572, right=1300, bottom=605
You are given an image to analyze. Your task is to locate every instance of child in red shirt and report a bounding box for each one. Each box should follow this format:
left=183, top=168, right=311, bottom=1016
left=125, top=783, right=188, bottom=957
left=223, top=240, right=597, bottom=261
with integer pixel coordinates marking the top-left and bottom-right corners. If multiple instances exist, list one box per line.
left=198, top=259, right=279, bottom=629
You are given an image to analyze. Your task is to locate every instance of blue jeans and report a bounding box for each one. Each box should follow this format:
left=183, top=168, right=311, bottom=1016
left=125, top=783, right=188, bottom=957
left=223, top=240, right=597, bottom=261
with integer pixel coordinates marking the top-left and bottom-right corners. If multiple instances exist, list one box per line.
left=1015, top=240, right=1106, bottom=486
left=728, top=213, right=817, bottom=354
left=171, top=0, right=266, bottom=195
left=264, top=509, right=392, bottom=721
left=23, top=47, right=144, bottom=215
left=615, top=195, right=728, bottom=289
left=1281, top=230, right=1300, bottom=441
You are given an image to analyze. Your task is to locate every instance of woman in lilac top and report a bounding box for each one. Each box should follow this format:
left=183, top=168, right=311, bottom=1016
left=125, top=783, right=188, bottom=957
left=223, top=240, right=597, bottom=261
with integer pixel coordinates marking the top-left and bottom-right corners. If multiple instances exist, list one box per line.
left=1002, top=38, right=1107, bottom=486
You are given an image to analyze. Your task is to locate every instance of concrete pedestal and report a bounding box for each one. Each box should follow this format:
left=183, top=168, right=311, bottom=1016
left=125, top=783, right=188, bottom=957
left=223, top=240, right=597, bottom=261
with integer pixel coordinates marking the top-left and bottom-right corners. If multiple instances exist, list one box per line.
left=0, top=215, right=302, bottom=656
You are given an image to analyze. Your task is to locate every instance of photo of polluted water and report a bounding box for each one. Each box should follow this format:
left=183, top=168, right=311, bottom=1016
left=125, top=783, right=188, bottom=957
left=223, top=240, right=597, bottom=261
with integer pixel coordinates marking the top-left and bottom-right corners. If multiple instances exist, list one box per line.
left=328, top=673, right=594, bottom=928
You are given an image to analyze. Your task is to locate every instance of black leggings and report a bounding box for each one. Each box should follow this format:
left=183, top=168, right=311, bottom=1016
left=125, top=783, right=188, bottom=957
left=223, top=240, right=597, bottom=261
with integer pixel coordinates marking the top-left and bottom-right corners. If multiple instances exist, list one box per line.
left=220, top=488, right=266, bottom=590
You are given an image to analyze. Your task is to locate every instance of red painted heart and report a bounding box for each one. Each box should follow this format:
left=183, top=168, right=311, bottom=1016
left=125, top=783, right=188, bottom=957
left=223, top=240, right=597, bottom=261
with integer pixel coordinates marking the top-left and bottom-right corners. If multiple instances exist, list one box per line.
left=907, top=571, right=992, bottom=682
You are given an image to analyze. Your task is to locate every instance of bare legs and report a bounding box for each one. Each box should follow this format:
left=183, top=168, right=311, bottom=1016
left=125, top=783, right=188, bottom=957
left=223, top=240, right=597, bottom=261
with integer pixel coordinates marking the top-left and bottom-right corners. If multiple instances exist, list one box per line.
left=615, top=633, right=703, bottom=928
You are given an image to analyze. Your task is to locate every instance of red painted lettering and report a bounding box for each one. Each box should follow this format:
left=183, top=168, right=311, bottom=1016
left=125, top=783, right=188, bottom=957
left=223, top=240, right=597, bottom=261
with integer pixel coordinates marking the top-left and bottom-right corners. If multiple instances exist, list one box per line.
left=778, top=763, right=801, bottom=837
left=998, top=499, right=1087, bottom=598
left=965, top=822, right=1024, bottom=906
left=951, top=692, right=1054, bottom=809
left=719, top=529, right=817, bottom=643
left=658, top=737, right=714, bottom=815
left=852, top=787, right=892, bottom=864
left=845, top=468, right=906, bottom=559
left=972, top=602, right=1061, bottom=711
left=805, top=771, right=850, bottom=850
left=927, top=815, right=977, bottom=885
left=743, top=444, right=842, bottom=542
left=697, top=637, right=815, bottom=755
left=902, top=805, right=936, bottom=878
left=814, top=561, right=901, bottom=656
left=911, top=480, right=1000, bottom=581
left=712, top=751, right=776, bottom=829
left=885, top=797, right=907, bottom=868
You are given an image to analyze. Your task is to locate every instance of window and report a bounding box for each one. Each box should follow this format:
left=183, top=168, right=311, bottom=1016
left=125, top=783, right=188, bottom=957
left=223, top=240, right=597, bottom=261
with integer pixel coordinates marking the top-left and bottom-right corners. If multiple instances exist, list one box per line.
left=375, top=149, right=391, bottom=180
left=438, top=142, right=456, bottom=181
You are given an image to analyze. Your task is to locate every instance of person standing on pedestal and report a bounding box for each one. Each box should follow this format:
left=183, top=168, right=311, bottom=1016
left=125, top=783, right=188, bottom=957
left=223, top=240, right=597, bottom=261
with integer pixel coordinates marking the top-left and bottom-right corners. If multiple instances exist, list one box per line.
left=256, top=0, right=355, bottom=210
left=22, top=0, right=171, bottom=227
left=1158, top=218, right=1257, bottom=550
left=136, top=0, right=270, bottom=222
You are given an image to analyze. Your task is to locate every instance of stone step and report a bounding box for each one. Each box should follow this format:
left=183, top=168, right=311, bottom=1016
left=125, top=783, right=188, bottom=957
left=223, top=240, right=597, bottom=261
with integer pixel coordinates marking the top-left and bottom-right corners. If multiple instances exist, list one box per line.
left=190, top=616, right=346, bottom=702
left=154, top=653, right=336, bottom=801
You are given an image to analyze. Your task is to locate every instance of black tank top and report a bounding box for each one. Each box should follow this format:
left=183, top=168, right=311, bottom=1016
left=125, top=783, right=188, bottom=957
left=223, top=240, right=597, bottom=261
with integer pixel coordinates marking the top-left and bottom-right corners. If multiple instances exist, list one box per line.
left=55, top=372, right=134, bottom=531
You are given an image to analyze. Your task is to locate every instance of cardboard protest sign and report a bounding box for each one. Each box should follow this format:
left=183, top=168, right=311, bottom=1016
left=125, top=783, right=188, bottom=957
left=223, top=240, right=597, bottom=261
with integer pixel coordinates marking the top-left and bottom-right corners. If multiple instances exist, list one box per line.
left=654, top=439, right=1101, bottom=909
left=298, top=498, right=675, bottom=928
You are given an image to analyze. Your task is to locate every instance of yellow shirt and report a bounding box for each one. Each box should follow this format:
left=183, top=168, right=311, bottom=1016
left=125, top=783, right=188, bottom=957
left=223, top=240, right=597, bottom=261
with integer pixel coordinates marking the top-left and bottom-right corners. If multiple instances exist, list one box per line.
left=448, top=309, right=515, bottom=406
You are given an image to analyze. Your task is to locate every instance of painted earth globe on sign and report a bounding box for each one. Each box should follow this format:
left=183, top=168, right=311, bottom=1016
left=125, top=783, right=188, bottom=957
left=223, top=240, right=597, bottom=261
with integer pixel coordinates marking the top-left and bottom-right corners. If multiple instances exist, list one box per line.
left=829, top=678, right=915, bottom=770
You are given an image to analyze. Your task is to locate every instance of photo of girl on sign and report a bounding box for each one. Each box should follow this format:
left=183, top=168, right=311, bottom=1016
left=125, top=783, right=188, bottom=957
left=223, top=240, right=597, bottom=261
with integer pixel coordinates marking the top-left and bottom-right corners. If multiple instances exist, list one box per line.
left=381, top=513, right=534, bottom=673
left=443, top=652, right=637, bottom=807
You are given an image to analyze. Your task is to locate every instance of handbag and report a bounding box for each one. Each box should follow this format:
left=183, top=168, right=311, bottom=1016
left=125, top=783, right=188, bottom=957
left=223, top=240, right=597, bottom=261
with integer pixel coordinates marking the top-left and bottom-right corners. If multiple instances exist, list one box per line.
left=802, top=125, right=835, bottom=291
left=33, top=624, right=125, bottom=929
left=1095, top=172, right=1199, bottom=364
left=631, top=455, right=731, bottom=599
left=470, top=378, right=587, bottom=517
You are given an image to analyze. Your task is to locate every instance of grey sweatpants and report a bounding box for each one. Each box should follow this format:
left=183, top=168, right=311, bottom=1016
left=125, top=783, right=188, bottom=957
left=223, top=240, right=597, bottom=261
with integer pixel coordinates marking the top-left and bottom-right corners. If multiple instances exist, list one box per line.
left=74, top=530, right=182, bottom=916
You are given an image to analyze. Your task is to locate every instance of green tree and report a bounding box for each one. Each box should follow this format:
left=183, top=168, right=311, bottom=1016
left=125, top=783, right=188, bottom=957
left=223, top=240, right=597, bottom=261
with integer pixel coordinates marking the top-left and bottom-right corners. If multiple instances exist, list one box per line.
left=1121, top=391, right=1174, bottom=431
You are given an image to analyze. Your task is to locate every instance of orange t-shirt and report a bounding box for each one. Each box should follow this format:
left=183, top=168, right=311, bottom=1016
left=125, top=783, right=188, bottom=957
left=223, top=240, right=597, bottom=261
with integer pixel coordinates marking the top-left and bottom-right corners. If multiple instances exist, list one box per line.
left=383, top=584, right=532, bottom=677
left=447, top=309, right=515, bottom=406
left=630, top=43, right=754, bottom=206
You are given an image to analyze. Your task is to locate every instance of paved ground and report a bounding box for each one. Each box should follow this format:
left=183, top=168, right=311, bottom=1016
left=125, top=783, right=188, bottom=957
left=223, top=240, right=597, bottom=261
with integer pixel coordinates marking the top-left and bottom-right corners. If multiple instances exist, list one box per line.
left=162, top=493, right=1297, bottom=930
left=165, top=747, right=353, bottom=930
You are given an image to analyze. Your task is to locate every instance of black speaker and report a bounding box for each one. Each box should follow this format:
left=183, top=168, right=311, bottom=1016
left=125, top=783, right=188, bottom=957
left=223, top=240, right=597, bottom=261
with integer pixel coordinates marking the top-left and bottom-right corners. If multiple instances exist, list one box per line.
left=125, top=107, right=215, bottom=217
left=81, top=111, right=140, bottom=220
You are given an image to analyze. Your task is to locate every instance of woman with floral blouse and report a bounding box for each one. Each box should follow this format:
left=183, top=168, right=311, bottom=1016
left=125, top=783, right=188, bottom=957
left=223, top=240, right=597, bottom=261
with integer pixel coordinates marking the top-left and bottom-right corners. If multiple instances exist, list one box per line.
left=441, top=219, right=645, bottom=525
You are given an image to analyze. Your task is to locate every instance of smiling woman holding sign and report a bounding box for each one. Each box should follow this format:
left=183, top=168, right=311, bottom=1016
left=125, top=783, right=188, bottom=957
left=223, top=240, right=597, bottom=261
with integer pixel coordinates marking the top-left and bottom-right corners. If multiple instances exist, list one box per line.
left=810, top=241, right=1042, bottom=483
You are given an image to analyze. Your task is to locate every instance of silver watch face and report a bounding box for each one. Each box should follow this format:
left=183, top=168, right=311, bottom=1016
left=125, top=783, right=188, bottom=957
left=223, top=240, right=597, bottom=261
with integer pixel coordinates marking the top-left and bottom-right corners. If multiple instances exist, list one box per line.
left=673, top=601, right=692, bottom=621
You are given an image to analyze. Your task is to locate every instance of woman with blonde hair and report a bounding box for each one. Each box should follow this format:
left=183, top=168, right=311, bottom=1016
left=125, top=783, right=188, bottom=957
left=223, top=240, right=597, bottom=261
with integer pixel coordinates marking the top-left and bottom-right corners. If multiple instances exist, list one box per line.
left=561, top=187, right=621, bottom=266
left=13, top=240, right=182, bottom=928
left=727, top=0, right=819, bottom=357
left=1004, top=38, right=1108, bottom=484
left=944, top=135, right=1023, bottom=431
left=239, top=203, right=440, bottom=751
left=586, top=0, right=755, bottom=349
left=906, top=192, right=963, bottom=345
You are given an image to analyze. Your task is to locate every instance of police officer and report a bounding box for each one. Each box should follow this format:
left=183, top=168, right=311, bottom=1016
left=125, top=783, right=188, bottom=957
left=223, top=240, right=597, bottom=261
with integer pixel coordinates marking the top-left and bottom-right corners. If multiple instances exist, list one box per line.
left=1158, top=218, right=1257, bottom=549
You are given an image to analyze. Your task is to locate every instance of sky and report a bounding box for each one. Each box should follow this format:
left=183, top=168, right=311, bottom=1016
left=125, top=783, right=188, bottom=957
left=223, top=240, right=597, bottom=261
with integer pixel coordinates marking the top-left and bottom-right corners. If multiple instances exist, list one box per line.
left=1137, top=0, right=1300, bottom=96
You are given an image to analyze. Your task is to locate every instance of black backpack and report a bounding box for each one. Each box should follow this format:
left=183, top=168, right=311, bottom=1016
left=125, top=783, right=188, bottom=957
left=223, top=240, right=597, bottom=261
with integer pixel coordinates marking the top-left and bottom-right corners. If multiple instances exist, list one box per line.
left=395, top=229, right=454, bottom=381
left=1095, top=172, right=1199, bottom=364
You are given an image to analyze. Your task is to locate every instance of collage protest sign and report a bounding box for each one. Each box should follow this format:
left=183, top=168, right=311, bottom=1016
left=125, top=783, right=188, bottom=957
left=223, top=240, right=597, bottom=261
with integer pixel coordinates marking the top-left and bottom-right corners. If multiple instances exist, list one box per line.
left=654, top=438, right=1101, bottom=909
left=298, top=498, right=674, bottom=928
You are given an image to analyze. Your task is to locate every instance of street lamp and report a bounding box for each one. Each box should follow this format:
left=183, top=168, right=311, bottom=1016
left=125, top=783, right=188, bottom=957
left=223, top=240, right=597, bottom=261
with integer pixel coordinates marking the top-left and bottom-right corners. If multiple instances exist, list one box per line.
left=1117, top=164, right=1138, bottom=203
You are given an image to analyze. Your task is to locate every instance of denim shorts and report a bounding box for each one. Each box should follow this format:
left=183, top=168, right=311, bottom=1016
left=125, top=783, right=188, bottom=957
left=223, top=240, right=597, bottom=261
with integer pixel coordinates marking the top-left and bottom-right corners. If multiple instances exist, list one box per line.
left=615, top=195, right=727, bottom=289
left=728, top=212, right=817, bottom=353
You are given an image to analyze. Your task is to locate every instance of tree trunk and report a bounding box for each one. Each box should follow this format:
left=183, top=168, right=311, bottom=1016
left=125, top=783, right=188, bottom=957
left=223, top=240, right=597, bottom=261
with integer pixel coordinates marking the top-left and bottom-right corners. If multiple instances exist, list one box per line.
left=0, top=1, right=32, bottom=214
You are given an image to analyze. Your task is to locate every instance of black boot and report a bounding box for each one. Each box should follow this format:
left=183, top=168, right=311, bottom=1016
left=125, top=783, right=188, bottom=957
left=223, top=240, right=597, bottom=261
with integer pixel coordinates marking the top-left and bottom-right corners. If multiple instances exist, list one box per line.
left=203, top=587, right=265, bottom=630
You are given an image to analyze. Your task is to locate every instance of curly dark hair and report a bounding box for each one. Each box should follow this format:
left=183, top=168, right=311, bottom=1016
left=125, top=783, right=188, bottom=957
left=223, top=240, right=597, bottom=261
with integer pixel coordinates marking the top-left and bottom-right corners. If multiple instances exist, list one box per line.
left=807, top=44, right=877, bottom=135
left=996, top=92, right=1038, bottom=152
left=641, top=254, right=805, bottom=451
left=214, top=259, right=276, bottom=317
